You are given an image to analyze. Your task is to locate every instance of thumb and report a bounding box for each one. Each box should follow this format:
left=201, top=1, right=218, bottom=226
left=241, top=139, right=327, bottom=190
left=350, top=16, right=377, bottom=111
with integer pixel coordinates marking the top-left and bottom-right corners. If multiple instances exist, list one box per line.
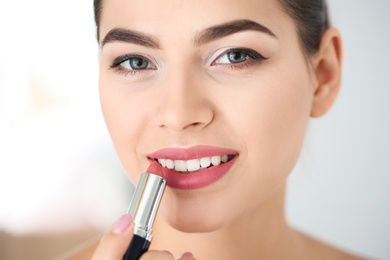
left=92, top=214, right=134, bottom=260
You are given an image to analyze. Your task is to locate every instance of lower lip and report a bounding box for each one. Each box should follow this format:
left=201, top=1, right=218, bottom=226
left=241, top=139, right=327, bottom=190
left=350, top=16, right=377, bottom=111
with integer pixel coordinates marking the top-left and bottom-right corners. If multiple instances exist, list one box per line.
left=157, top=156, right=237, bottom=190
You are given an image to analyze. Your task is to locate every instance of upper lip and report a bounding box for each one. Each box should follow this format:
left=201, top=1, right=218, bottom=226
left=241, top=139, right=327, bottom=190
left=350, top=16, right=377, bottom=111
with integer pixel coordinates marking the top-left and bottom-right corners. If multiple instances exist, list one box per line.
left=147, top=145, right=239, bottom=160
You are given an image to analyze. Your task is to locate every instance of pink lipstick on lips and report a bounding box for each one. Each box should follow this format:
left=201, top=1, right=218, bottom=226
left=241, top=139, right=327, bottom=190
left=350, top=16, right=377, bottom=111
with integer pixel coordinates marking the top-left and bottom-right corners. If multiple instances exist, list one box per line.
left=148, top=145, right=238, bottom=190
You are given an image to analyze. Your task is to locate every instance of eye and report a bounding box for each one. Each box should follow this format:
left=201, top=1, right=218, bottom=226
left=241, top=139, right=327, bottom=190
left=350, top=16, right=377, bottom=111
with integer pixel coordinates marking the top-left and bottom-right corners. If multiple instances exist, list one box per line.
left=218, top=51, right=249, bottom=64
left=121, top=57, right=152, bottom=70
left=212, top=48, right=267, bottom=66
left=110, top=54, right=157, bottom=73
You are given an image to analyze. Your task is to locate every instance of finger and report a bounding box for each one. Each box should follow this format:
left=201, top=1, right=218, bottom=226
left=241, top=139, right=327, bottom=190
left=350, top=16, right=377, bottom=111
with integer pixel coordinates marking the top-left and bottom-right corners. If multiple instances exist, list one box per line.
left=92, top=214, right=134, bottom=260
left=141, top=251, right=196, bottom=260
left=139, top=250, right=175, bottom=260
left=178, top=252, right=196, bottom=260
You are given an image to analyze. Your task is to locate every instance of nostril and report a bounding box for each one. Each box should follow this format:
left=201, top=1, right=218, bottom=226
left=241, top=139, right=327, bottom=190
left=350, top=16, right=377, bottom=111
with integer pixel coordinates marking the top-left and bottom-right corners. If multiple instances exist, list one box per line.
left=156, top=87, right=214, bottom=131
left=158, top=108, right=214, bottom=131
left=160, top=121, right=207, bottom=131
left=184, top=121, right=203, bottom=129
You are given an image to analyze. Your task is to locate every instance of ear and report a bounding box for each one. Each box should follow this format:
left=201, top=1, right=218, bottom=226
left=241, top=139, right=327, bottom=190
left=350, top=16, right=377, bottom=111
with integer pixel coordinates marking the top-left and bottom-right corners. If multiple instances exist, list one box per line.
left=310, top=28, right=343, bottom=118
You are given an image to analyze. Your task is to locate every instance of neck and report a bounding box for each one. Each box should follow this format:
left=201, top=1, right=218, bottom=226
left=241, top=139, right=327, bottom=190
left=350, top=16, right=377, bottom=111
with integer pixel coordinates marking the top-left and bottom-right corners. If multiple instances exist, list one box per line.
left=150, top=183, right=304, bottom=259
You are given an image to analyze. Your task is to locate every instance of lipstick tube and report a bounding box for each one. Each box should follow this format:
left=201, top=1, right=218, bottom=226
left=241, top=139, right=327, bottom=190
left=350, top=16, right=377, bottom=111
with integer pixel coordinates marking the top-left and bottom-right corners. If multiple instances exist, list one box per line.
left=123, top=172, right=166, bottom=260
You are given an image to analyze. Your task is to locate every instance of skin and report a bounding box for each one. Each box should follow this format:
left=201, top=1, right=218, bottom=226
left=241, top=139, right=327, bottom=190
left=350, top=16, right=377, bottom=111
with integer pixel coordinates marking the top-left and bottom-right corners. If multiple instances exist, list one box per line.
left=70, top=0, right=363, bottom=259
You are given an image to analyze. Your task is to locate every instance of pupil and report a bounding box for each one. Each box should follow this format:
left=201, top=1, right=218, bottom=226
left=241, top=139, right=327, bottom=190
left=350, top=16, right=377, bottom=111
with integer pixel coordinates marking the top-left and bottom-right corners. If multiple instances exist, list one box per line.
left=228, top=52, right=247, bottom=63
left=130, top=58, right=148, bottom=70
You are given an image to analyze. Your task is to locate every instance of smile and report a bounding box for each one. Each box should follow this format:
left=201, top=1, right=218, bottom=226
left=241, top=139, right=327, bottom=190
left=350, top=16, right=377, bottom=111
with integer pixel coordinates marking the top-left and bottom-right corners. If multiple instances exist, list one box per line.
left=156, top=154, right=235, bottom=173
left=148, top=145, right=239, bottom=190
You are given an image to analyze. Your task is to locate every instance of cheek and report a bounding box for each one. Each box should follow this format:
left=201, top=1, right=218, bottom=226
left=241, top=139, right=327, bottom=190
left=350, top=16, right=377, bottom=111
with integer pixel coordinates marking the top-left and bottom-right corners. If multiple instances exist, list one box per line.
left=217, top=72, right=314, bottom=222
left=99, top=75, right=149, bottom=180
left=229, top=66, right=313, bottom=182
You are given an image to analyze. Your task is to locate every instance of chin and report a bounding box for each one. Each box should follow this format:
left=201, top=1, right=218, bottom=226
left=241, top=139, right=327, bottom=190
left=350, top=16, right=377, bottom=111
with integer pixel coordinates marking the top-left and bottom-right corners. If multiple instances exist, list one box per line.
left=159, top=186, right=236, bottom=233
left=168, top=217, right=223, bottom=233
left=162, top=207, right=224, bottom=233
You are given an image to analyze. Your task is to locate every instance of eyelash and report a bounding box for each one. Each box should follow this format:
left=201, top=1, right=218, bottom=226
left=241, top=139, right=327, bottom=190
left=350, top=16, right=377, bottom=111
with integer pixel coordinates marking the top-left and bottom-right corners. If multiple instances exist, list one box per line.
left=109, top=48, right=267, bottom=76
left=212, top=48, right=268, bottom=69
left=109, top=54, right=157, bottom=76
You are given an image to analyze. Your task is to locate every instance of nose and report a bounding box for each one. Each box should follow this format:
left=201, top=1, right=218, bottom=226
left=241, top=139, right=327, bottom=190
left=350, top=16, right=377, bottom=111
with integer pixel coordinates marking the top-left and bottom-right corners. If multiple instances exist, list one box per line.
left=156, top=70, right=214, bottom=132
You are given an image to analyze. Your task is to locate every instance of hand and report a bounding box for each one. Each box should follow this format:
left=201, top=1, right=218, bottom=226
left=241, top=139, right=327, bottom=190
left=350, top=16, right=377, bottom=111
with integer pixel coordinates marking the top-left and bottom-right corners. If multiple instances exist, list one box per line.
left=92, top=214, right=195, bottom=260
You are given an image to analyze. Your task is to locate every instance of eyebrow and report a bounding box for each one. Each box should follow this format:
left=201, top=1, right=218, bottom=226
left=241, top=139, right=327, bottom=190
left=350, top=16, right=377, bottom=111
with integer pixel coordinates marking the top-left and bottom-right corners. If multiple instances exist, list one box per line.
left=101, top=19, right=276, bottom=48
left=101, top=28, right=161, bottom=49
left=194, top=19, right=277, bottom=46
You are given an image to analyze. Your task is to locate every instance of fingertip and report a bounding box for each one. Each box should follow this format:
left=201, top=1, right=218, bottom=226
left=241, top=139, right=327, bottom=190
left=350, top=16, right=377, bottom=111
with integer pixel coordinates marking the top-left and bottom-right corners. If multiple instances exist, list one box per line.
left=180, top=252, right=195, bottom=259
left=112, top=214, right=134, bottom=234
left=139, top=250, right=175, bottom=260
left=162, top=250, right=175, bottom=259
left=92, top=215, right=134, bottom=260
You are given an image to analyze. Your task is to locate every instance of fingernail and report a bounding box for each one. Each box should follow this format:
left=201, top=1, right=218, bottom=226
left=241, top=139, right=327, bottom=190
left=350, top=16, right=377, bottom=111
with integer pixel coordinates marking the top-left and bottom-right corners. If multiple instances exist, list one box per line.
left=112, top=214, right=133, bottom=234
left=181, top=252, right=194, bottom=259
left=163, top=250, right=174, bottom=259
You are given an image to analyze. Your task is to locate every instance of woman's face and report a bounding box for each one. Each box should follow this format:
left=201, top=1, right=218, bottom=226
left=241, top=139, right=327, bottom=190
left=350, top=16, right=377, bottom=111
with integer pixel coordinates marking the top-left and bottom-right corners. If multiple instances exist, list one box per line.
left=99, top=0, right=316, bottom=232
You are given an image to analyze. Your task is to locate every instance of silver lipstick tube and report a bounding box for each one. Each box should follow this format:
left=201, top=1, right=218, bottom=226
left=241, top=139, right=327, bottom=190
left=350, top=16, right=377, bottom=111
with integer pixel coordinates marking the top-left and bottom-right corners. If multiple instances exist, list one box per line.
left=127, top=172, right=166, bottom=242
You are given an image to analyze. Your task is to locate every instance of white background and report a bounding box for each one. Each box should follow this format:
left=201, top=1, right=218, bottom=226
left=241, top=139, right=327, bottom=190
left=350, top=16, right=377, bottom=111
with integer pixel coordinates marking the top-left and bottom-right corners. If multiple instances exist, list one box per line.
left=287, top=1, right=390, bottom=259
left=0, top=0, right=389, bottom=259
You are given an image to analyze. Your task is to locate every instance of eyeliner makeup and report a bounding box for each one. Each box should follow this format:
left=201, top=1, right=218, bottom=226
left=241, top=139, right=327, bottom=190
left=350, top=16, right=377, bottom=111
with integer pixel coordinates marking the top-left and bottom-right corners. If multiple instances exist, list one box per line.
left=123, top=171, right=166, bottom=260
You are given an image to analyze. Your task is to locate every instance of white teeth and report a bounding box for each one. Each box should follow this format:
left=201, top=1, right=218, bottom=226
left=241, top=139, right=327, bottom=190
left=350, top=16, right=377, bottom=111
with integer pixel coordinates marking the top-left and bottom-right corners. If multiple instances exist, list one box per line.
left=186, top=159, right=201, bottom=172
left=221, top=154, right=228, bottom=163
left=200, top=157, right=211, bottom=168
left=165, top=159, right=174, bottom=169
left=157, top=154, right=232, bottom=173
left=174, top=160, right=187, bottom=172
left=211, top=156, right=221, bottom=166
left=158, top=159, right=166, bottom=167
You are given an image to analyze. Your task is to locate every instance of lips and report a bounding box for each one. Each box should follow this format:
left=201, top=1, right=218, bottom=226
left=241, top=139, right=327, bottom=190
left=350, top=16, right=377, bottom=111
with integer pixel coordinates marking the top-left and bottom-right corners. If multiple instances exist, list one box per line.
left=157, top=154, right=234, bottom=172
left=147, top=145, right=238, bottom=190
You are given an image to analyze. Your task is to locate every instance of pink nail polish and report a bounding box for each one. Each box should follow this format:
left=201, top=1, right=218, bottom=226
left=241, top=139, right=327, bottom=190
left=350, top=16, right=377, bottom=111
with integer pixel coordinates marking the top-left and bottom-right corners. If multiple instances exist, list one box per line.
left=113, top=214, right=133, bottom=234
left=181, top=252, right=194, bottom=259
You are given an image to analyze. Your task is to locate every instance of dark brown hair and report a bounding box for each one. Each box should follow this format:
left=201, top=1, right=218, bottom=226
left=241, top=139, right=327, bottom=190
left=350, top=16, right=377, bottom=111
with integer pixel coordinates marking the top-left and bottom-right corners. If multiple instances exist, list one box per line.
left=278, top=0, right=329, bottom=55
left=93, top=0, right=330, bottom=55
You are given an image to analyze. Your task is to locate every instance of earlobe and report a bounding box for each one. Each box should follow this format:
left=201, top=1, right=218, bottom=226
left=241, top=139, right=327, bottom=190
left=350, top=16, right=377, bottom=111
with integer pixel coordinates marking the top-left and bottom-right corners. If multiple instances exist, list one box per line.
left=310, top=28, right=343, bottom=118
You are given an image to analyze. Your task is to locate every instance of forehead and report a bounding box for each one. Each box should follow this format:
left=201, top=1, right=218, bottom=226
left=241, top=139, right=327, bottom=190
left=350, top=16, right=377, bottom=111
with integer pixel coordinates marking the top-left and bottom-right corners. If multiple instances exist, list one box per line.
left=99, top=0, right=293, bottom=42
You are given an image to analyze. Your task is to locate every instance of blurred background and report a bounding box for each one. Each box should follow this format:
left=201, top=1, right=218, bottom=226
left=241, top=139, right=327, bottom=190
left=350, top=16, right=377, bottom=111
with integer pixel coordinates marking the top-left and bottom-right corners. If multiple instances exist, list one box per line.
left=0, top=0, right=389, bottom=259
